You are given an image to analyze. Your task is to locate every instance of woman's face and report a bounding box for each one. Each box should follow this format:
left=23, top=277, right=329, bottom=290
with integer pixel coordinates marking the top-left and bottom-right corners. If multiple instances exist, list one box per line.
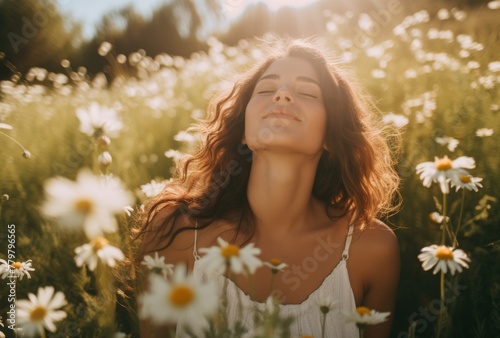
left=244, top=56, right=327, bottom=156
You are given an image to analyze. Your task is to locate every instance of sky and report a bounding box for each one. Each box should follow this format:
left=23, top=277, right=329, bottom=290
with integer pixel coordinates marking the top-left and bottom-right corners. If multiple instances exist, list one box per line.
left=59, top=0, right=319, bottom=39
left=59, top=0, right=167, bottom=38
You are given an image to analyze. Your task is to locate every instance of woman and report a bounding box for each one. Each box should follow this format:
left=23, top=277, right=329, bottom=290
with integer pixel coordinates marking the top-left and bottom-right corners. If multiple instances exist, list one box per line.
left=136, top=38, right=400, bottom=338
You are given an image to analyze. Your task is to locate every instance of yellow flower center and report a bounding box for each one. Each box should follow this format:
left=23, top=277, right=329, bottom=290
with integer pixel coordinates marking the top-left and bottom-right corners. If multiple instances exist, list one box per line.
left=30, top=306, right=47, bottom=321
left=11, top=262, right=22, bottom=269
left=302, top=336, right=314, bottom=338
left=435, top=246, right=454, bottom=260
left=270, top=258, right=282, bottom=266
left=75, top=198, right=93, bottom=214
left=221, top=244, right=240, bottom=258
left=460, top=175, right=471, bottom=183
left=169, top=284, right=195, bottom=308
left=92, top=237, right=109, bottom=252
left=435, top=157, right=452, bottom=171
left=356, top=306, right=371, bottom=316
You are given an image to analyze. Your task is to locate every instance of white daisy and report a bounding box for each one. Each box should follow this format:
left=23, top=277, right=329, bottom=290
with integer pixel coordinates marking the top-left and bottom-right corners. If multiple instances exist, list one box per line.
left=381, top=113, right=409, bottom=128
left=140, top=179, right=169, bottom=198
left=138, top=264, right=217, bottom=327
left=0, top=316, right=4, bottom=338
left=42, top=169, right=134, bottom=239
left=3, top=260, right=35, bottom=280
left=317, top=293, right=338, bottom=315
left=0, top=259, right=11, bottom=279
left=16, top=286, right=67, bottom=337
left=418, top=245, right=471, bottom=275
left=164, top=149, right=186, bottom=163
left=199, top=237, right=263, bottom=275
left=488, top=1, right=500, bottom=9
left=265, top=296, right=280, bottom=315
left=435, top=136, right=459, bottom=152
left=416, top=156, right=475, bottom=194
left=429, top=212, right=449, bottom=225
left=342, top=306, right=390, bottom=327
left=123, top=205, right=134, bottom=217
left=74, top=237, right=125, bottom=271
left=76, top=102, right=123, bottom=139
left=263, top=258, right=288, bottom=274
left=141, top=252, right=174, bottom=278
left=475, top=128, right=494, bottom=137
left=449, top=173, right=483, bottom=192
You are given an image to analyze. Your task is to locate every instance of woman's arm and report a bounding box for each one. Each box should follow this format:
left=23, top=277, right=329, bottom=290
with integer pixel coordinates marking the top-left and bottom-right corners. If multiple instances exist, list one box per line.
left=136, top=206, right=196, bottom=338
left=355, top=220, right=401, bottom=338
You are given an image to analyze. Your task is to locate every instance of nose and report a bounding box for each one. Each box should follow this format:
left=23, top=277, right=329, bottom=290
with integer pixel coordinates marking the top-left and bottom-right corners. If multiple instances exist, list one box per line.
left=273, top=87, right=294, bottom=103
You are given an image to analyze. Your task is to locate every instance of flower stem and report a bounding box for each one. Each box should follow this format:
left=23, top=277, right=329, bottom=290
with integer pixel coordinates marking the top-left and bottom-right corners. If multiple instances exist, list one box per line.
left=218, top=263, right=230, bottom=331
left=441, top=193, right=448, bottom=245
left=453, top=189, right=466, bottom=248
left=0, top=131, right=29, bottom=153
left=268, top=272, right=276, bottom=297
left=0, top=199, right=4, bottom=224
left=247, top=272, right=256, bottom=301
left=359, top=327, right=364, bottom=338
left=96, top=263, right=117, bottom=335
left=321, top=312, right=326, bottom=338
left=13, top=278, right=18, bottom=338
left=436, top=271, right=446, bottom=338
left=440, top=271, right=445, bottom=306
left=92, top=141, right=99, bottom=174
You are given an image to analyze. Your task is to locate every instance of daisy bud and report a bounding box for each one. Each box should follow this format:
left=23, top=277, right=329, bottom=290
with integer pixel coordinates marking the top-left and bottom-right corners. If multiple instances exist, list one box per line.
left=98, top=135, right=111, bottom=148
left=22, top=150, right=32, bottom=159
left=98, top=151, right=112, bottom=168
left=1, top=194, right=9, bottom=201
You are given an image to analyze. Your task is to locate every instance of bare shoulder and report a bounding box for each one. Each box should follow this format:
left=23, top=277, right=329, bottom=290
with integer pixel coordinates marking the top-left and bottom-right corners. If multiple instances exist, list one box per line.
left=355, top=219, right=398, bottom=252
left=139, top=204, right=196, bottom=268
left=140, top=206, right=238, bottom=268
left=349, top=219, right=400, bottom=282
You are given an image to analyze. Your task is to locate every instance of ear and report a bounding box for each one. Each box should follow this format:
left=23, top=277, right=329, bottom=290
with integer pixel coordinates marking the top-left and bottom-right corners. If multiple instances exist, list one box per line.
left=322, top=142, right=329, bottom=152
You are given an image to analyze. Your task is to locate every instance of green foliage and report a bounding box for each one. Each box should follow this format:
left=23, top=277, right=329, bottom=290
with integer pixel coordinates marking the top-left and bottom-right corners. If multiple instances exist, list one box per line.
left=1, top=3, right=499, bottom=338
left=0, top=0, right=82, bottom=79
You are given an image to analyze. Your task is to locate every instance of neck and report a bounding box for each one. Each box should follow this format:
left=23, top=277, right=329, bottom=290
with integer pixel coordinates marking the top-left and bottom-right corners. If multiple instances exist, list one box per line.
left=246, top=151, right=325, bottom=236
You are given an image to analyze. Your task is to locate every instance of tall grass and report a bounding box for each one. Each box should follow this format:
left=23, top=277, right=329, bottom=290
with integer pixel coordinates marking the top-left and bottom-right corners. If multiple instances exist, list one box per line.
left=0, top=3, right=499, bottom=337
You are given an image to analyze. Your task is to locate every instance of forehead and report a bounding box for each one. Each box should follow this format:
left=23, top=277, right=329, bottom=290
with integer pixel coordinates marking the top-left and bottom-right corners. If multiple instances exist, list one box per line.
left=261, top=57, right=319, bottom=81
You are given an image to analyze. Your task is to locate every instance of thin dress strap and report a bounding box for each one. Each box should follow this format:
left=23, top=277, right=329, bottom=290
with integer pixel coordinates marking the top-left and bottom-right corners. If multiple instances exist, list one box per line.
left=342, top=223, right=355, bottom=260
left=193, top=220, right=201, bottom=260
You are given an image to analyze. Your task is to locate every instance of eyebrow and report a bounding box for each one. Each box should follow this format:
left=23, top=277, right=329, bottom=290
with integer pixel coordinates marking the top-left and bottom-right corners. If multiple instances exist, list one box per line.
left=257, top=74, right=320, bottom=86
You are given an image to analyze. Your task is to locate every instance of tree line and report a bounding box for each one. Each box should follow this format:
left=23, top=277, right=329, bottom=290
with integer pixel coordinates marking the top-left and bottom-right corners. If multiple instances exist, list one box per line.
left=0, top=0, right=492, bottom=80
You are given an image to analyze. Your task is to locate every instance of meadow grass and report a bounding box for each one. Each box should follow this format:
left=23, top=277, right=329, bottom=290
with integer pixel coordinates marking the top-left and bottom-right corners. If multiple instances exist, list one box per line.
left=0, top=3, right=499, bottom=337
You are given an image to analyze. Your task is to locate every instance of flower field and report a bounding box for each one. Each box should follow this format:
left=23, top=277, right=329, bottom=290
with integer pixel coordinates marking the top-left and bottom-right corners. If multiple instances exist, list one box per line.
left=1, top=2, right=499, bottom=338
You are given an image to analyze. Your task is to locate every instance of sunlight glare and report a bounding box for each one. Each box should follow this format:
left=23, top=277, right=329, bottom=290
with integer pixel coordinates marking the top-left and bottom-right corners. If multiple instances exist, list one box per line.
left=222, top=0, right=319, bottom=19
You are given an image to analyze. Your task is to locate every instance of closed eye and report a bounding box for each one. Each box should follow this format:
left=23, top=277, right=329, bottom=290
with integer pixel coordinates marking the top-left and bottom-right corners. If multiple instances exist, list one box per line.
left=299, top=93, right=317, bottom=98
left=258, top=90, right=275, bottom=94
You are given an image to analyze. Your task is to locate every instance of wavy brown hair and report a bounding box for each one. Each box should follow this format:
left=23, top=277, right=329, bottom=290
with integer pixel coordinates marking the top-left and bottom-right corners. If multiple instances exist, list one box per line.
left=134, top=38, right=400, bottom=257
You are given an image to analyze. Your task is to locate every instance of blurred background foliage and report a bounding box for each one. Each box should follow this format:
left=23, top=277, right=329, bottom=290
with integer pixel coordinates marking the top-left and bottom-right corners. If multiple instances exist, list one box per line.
left=0, top=0, right=499, bottom=337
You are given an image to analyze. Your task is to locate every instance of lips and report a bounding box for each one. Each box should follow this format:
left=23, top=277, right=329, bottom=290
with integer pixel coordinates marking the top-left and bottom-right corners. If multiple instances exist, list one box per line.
left=263, top=108, right=300, bottom=121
